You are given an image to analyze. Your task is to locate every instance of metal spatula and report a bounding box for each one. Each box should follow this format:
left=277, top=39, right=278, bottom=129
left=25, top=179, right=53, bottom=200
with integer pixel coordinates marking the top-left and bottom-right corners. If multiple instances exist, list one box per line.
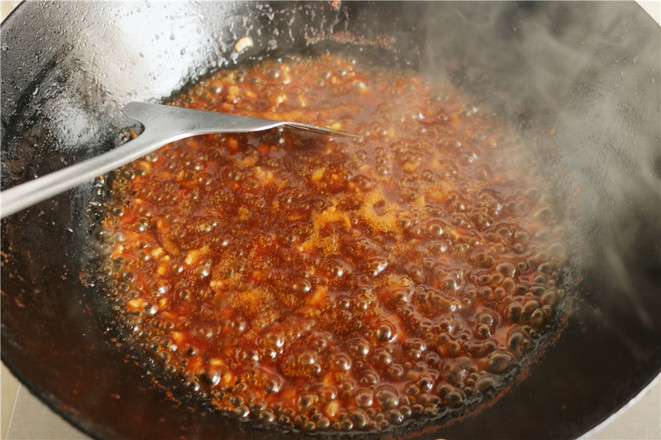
left=1, top=102, right=353, bottom=218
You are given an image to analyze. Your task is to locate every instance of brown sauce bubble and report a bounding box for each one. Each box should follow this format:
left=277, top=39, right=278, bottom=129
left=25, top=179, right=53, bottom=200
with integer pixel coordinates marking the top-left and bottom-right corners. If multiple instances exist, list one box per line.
left=100, top=54, right=569, bottom=433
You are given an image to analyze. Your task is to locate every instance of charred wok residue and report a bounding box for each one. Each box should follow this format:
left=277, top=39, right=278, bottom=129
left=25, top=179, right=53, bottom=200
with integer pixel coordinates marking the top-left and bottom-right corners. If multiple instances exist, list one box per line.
left=100, top=55, right=569, bottom=432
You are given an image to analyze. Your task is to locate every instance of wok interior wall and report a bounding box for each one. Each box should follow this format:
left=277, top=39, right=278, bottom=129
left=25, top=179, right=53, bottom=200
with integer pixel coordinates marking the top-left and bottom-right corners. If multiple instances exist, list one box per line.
left=1, top=2, right=659, bottom=440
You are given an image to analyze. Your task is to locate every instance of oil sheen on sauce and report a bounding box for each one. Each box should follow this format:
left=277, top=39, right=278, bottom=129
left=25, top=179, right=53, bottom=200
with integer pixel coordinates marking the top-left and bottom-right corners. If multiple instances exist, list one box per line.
left=101, top=54, right=569, bottom=432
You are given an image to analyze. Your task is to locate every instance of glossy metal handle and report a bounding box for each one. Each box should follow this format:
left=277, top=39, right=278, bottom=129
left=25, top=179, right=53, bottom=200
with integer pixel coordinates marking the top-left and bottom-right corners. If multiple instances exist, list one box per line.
left=0, top=103, right=350, bottom=218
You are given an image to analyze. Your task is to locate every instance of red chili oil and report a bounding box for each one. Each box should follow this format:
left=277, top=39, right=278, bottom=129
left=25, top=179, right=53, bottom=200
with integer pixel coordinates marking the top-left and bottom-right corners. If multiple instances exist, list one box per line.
left=101, top=54, right=569, bottom=432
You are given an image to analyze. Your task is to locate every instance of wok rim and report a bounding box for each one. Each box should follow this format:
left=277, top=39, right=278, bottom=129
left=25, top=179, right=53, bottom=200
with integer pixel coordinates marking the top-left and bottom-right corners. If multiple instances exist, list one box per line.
left=579, top=373, right=661, bottom=440
left=1, top=1, right=660, bottom=439
left=1, top=354, right=109, bottom=440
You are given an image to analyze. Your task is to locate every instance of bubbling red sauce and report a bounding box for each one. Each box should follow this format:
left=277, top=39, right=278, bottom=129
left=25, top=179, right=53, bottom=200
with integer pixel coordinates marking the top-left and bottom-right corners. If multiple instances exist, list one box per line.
left=101, top=54, right=569, bottom=432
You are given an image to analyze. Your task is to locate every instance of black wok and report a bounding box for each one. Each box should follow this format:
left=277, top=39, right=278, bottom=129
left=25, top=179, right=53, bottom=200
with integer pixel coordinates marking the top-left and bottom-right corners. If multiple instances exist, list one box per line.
left=2, top=2, right=660, bottom=439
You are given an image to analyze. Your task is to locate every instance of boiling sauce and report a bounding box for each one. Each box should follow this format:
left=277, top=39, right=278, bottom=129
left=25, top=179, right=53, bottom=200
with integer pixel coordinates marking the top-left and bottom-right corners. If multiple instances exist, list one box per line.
left=101, top=55, right=569, bottom=432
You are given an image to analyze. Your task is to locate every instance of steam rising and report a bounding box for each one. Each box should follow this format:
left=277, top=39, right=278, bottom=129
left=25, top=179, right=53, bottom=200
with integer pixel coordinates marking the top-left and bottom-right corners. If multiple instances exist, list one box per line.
left=409, top=3, right=660, bottom=335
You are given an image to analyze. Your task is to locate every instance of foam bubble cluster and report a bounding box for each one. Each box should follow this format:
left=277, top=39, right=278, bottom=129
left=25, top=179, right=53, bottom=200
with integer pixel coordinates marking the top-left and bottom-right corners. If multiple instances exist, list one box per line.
left=100, top=54, right=569, bottom=432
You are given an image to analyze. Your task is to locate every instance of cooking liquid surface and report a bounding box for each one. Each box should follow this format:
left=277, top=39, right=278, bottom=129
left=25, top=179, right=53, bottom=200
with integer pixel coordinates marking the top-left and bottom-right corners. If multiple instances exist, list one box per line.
left=101, top=55, right=569, bottom=432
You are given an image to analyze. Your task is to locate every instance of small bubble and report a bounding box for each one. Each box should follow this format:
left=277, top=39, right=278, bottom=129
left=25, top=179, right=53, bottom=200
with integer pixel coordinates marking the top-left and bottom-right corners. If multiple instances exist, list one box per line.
left=333, top=353, right=352, bottom=371
left=523, top=299, right=541, bottom=318
left=185, top=380, right=200, bottom=392
left=508, top=328, right=532, bottom=356
left=351, top=339, right=370, bottom=357
left=234, top=405, right=250, bottom=418
left=532, top=206, right=557, bottom=223
left=259, top=409, right=276, bottom=423
left=316, top=416, right=330, bottom=429
left=355, top=389, right=374, bottom=408
left=121, top=271, right=135, bottom=283
left=496, top=262, right=517, bottom=277
left=541, top=289, right=558, bottom=306
left=292, top=278, right=311, bottom=293
left=445, top=389, right=464, bottom=407
left=444, top=277, right=461, bottom=291
left=143, top=302, right=157, bottom=315
left=385, top=408, right=404, bottom=424
left=325, top=258, right=351, bottom=278
left=299, top=351, right=317, bottom=366
left=475, top=375, right=498, bottom=394
left=298, top=392, right=316, bottom=410
left=265, top=378, right=280, bottom=394
left=376, top=323, right=395, bottom=342
left=530, top=308, right=547, bottom=328
left=195, top=265, right=210, bottom=278
left=428, top=221, right=444, bottom=237
left=505, top=303, right=522, bottom=323
left=350, top=174, right=374, bottom=191
left=349, top=409, right=368, bottom=428
left=264, top=331, right=285, bottom=348
left=487, top=351, right=513, bottom=374
left=384, top=362, right=403, bottom=380
left=375, top=387, right=399, bottom=410
left=151, top=280, right=170, bottom=296
left=366, top=257, right=388, bottom=276
left=374, top=349, right=392, bottom=367
left=341, top=419, right=354, bottom=431
left=199, top=369, right=221, bottom=386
